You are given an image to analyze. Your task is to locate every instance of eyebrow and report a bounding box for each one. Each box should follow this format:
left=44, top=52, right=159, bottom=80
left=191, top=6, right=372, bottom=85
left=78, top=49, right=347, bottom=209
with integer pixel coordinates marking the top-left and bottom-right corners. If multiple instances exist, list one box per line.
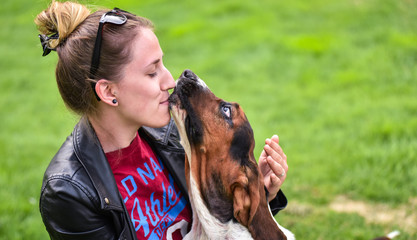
left=151, top=59, right=160, bottom=65
left=144, top=58, right=159, bottom=69
left=146, top=54, right=163, bottom=68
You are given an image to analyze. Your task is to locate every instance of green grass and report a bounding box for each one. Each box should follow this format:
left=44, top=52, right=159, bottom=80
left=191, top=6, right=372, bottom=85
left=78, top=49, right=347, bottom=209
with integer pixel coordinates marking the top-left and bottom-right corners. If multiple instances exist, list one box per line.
left=1, top=0, right=416, bottom=239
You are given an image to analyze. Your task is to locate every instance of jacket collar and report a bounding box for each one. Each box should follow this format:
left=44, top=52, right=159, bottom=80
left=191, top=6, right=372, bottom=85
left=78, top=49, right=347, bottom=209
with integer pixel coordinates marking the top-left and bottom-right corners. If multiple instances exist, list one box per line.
left=72, top=118, right=124, bottom=211
left=71, top=118, right=187, bottom=211
left=141, top=121, right=189, bottom=199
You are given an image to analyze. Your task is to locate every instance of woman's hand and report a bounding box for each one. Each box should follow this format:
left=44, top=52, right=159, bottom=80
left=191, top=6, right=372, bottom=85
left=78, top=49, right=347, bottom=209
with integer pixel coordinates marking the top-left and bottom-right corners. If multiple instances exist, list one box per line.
left=258, top=135, right=288, bottom=202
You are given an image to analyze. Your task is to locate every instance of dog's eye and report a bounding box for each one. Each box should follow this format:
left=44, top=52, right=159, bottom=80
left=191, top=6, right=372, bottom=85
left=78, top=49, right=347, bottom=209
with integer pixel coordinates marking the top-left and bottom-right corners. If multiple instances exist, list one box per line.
left=221, top=106, right=231, bottom=118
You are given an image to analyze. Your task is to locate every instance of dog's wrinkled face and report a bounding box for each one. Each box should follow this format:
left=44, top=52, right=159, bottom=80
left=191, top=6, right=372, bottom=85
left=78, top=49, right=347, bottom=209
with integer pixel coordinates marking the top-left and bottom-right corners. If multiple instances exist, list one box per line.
left=169, top=70, right=263, bottom=227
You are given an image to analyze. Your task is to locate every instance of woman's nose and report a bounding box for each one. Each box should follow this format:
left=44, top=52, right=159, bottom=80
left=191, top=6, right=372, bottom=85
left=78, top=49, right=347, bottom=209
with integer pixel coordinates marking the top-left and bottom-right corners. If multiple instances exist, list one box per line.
left=162, top=66, right=176, bottom=90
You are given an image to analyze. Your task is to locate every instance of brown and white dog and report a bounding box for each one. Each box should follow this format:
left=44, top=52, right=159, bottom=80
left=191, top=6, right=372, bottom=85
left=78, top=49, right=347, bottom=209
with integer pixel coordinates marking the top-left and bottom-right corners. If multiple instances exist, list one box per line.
left=169, top=70, right=295, bottom=240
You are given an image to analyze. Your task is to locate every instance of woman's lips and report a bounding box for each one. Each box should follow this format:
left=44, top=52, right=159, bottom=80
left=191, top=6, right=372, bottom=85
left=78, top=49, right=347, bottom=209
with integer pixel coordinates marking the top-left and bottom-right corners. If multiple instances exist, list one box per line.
left=160, top=99, right=169, bottom=105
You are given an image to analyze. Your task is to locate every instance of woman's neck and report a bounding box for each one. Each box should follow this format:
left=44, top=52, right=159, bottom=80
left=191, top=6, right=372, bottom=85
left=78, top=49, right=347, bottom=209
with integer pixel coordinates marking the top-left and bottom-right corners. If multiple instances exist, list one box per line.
left=87, top=111, right=139, bottom=153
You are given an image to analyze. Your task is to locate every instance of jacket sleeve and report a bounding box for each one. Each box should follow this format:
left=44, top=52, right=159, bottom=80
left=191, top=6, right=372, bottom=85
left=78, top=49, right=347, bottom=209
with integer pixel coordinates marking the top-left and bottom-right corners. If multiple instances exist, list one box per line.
left=269, top=189, right=288, bottom=216
left=40, top=175, right=118, bottom=240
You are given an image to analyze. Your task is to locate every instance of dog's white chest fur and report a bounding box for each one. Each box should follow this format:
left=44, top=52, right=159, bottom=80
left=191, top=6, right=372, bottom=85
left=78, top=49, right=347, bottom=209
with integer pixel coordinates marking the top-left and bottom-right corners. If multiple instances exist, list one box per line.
left=184, top=177, right=253, bottom=240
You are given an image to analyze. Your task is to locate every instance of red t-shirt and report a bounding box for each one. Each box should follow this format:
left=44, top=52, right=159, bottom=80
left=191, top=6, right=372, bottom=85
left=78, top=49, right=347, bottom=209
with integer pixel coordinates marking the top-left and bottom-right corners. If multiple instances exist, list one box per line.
left=106, top=133, right=192, bottom=240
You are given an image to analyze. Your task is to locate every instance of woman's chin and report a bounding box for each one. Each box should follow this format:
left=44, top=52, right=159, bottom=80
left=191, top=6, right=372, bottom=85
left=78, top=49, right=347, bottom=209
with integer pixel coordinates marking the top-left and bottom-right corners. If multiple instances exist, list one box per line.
left=144, top=115, right=171, bottom=129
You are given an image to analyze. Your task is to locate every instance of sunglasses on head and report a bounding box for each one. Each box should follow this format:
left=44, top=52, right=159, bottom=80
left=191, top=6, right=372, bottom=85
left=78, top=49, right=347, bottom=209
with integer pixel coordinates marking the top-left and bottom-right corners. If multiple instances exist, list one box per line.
left=90, top=8, right=128, bottom=101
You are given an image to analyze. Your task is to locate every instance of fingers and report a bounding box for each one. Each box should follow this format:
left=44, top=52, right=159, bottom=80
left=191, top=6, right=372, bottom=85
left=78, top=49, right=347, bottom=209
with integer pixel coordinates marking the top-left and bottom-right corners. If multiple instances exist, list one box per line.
left=268, top=134, right=279, bottom=145
left=267, top=156, right=286, bottom=180
left=263, top=142, right=288, bottom=172
left=270, top=173, right=281, bottom=187
left=262, top=134, right=288, bottom=202
left=265, top=173, right=282, bottom=202
left=265, top=135, right=286, bottom=162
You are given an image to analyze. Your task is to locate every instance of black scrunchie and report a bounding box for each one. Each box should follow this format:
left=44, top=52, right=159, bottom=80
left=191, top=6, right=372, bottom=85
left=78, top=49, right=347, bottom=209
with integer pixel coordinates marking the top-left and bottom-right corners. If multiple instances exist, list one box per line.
left=38, top=33, right=59, bottom=56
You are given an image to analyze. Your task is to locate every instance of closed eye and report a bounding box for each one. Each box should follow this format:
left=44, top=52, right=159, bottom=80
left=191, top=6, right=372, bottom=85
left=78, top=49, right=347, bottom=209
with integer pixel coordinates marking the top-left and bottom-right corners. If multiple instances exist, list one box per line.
left=148, top=72, right=157, bottom=78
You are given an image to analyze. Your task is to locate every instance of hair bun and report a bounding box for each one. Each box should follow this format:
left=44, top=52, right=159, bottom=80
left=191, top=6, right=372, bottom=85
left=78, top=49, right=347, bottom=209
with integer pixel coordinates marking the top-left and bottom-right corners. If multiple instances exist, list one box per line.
left=34, top=0, right=90, bottom=49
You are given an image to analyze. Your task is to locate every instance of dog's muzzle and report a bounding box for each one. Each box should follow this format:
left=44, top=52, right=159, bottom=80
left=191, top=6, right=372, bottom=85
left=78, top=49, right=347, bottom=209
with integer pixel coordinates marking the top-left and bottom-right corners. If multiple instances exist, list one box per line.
left=169, top=69, right=207, bottom=110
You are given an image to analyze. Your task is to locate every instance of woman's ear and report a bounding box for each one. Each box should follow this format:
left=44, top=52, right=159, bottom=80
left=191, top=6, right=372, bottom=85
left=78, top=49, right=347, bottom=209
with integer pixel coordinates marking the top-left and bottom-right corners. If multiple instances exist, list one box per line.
left=95, top=79, right=118, bottom=106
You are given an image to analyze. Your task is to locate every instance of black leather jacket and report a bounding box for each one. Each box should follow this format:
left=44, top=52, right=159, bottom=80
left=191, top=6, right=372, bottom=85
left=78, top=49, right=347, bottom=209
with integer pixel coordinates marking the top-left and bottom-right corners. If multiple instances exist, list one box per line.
left=40, top=118, right=287, bottom=240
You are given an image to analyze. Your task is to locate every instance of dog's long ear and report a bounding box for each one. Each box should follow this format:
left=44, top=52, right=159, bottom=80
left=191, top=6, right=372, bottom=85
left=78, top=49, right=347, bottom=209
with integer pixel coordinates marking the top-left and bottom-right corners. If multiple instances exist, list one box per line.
left=231, top=170, right=261, bottom=227
left=229, top=122, right=261, bottom=226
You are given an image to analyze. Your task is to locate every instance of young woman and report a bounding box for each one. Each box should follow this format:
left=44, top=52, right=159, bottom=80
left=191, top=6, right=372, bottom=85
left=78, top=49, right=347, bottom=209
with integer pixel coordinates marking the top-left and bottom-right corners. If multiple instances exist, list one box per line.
left=35, top=1, right=289, bottom=239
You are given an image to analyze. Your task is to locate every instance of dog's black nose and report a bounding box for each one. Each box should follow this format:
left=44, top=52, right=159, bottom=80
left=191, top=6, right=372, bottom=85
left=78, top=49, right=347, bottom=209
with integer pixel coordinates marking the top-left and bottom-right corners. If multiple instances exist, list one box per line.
left=181, top=69, right=198, bottom=81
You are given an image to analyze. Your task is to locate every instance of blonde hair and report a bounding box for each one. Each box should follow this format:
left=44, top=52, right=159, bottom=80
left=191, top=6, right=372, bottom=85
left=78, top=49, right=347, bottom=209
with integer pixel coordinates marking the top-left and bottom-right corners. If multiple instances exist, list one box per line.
left=35, top=0, right=90, bottom=49
left=34, top=1, right=154, bottom=115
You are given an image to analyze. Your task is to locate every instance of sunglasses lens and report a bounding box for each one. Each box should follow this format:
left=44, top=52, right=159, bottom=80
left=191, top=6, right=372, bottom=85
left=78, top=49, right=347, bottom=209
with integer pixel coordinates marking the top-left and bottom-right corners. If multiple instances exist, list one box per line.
left=102, top=12, right=127, bottom=25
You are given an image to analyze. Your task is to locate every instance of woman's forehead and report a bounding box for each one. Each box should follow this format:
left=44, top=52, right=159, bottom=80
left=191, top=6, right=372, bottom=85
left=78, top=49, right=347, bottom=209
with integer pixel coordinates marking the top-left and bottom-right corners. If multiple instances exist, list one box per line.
left=131, top=28, right=163, bottom=67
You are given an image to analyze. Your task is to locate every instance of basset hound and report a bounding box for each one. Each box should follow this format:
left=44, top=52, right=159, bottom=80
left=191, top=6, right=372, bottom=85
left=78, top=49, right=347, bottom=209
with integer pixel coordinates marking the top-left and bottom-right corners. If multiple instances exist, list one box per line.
left=169, top=69, right=295, bottom=240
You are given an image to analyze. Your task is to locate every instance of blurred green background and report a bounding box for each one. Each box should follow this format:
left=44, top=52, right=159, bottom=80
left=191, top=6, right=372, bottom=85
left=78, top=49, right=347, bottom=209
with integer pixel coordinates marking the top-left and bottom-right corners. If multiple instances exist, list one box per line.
left=1, top=0, right=416, bottom=239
